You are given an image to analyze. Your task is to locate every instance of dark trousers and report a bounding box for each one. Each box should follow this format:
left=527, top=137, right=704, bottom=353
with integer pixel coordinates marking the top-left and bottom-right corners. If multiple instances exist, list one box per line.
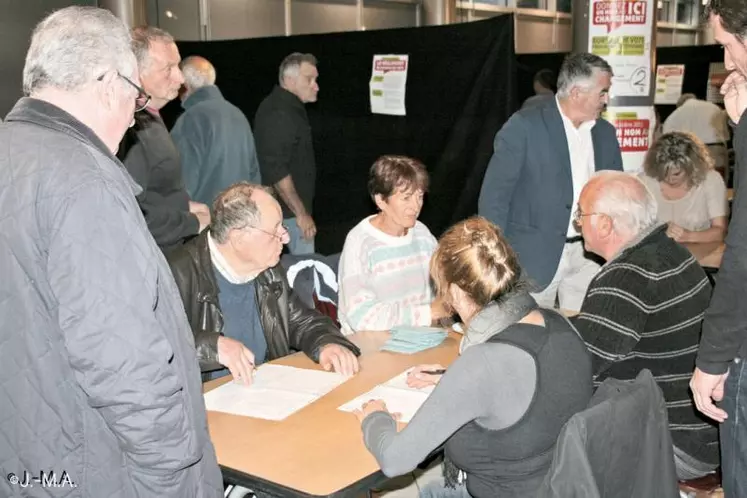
left=721, top=357, right=747, bottom=498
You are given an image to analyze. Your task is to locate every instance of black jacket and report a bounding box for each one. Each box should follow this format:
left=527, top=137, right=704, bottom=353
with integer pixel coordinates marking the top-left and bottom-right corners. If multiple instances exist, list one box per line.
left=118, top=110, right=199, bottom=252
left=537, top=370, right=680, bottom=498
left=697, top=111, right=747, bottom=374
left=167, top=231, right=359, bottom=372
left=254, top=86, right=316, bottom=219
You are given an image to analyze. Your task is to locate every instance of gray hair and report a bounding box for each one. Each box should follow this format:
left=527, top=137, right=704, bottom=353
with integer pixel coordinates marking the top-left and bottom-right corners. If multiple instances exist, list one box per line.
left=181, top=56, right=216, bottom=91
left=278, top=52, right=318, bottom=85
left=23, top=6, right=135, bottom=95
left=557, top=53, right=613, bottom=99
left=131, top=26, right=174, bottom=71
left=590, top=171, right=659, bottom=236
left=211, top=182, right=275, bottom=243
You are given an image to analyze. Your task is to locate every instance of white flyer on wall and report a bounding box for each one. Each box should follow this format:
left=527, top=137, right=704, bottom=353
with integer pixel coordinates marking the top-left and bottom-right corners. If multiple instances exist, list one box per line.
left=588, top=0, right=654, bottom=97
left=370, top=55, right=408, bottom=116
left=654, top=65, right=685, bottom=104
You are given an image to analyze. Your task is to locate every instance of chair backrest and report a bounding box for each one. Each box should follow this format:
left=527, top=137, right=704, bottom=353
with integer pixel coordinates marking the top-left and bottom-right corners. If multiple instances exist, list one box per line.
left=537, top=369, right=680, bottom=498
left=280, top=253, right=341, bottom=324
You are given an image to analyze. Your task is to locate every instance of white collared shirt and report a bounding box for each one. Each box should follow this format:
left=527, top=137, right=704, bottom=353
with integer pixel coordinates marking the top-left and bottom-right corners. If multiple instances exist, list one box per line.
left=556, top=97, right=596, bottom=236
left=662, top=98, right=729, bottom=145
left=207, top=232, right=257, bottom=285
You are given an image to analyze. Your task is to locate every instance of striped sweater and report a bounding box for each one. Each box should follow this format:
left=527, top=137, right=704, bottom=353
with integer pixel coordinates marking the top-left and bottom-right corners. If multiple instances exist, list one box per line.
left=337, top=216, right=437, bottom=334
left=572, top=224, right=718, bottom=465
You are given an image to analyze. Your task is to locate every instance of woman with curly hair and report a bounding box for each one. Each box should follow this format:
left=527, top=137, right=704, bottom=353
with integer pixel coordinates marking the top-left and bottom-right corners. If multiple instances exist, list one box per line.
left=640, top=131, right=728, bottom=243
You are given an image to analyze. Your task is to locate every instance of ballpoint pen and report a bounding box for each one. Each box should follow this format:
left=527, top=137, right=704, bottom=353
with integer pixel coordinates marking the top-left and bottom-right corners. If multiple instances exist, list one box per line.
left=420, top=369, right=447, bottom=375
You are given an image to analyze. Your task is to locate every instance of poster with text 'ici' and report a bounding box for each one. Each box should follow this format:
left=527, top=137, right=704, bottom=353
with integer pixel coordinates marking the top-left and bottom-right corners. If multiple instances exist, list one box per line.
left=589, top=0, right=654, bottom=97
left=370, top=55, right=408, bottom=116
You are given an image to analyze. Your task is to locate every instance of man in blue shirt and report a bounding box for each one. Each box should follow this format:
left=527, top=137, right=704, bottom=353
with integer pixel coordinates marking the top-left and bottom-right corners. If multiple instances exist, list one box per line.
left=168, top=182, right=359, bottom=382
left=171, top=56, right=261, bottom=207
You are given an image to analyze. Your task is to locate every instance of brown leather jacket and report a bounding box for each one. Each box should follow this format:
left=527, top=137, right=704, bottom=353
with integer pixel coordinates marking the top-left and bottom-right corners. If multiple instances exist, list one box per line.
left=167, top=231, right=359, bottom=372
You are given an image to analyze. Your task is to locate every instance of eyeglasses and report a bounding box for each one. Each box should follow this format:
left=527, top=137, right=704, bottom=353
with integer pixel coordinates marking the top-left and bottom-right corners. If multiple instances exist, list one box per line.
left=573, top=208, right=608, bottom=225
left=97, top=71, right=152, bottom=113
left=248, top=224, right=289, bottom=241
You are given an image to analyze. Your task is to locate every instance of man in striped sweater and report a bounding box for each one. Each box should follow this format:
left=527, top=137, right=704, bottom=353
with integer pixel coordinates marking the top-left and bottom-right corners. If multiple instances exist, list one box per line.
left=572, top=170, right=719, bottom=480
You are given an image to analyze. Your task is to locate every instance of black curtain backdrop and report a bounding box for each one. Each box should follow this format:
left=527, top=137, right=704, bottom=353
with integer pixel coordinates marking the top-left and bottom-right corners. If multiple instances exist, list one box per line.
left=168, top=15, right=517, bottom=255
left=516, top=45, right=725, bottom=122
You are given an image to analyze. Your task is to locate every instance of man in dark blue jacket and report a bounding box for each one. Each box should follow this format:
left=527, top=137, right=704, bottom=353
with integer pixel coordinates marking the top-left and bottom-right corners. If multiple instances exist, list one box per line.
left=172, top=56, right=261, bottom=206
left=478, top=52, right=623, bottom=312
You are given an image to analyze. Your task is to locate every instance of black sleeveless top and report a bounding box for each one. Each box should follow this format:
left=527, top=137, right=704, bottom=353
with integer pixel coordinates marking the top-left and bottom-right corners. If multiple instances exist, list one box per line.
left=445, top=309, right=592, bottom=498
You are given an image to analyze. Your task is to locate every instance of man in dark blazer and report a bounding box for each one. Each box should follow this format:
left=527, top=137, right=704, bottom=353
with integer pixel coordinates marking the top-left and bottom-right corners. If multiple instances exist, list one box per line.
left=479, top=53, right=623, bottom=311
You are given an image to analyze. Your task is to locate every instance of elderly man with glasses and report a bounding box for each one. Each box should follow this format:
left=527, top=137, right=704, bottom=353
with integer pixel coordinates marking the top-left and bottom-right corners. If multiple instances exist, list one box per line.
left=570, top=170, right=719, bottom=482
left=0, top=7, right=222, bottom=496
left=167, top=182, right=360, bottom=384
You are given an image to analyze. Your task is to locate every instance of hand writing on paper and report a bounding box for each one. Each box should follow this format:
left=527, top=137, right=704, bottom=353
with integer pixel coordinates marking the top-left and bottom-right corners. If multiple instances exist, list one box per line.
left=690, top=367, right=729, bottom=423
left=319, top=343, right=359, bottom=376
left=666, top=222, right=687, bottom=242
left=353, top=399, right=401, bottom=423
left=721, top=71, right=747, bottom=124
left=407, top=364, right=445, bottom=389
left=217, top=336, right=255, bottom=385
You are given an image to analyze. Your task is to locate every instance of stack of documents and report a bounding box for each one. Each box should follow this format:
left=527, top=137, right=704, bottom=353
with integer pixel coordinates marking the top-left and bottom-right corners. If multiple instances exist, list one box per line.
left=380, top=326, right=448, bottom=354
left=339, top=369, right=435, bottom=422
left=203, top=364, right=348, bottom=421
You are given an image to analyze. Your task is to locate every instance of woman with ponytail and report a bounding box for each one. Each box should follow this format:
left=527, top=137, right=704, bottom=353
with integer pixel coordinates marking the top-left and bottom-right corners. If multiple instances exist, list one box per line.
left=354, top=216, right=592, bottom=498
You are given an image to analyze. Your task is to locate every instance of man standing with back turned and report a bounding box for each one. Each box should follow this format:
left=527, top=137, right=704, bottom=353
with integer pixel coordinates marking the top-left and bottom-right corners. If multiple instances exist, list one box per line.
left=0, top=7, right=222, bottom=497
left=255, top=52, right=320, bottom=255
left=172, top=55, right=262, bottom=206
left=691, top=1, right=747, bottom=495
left=478, top=53, right=622, bottom=311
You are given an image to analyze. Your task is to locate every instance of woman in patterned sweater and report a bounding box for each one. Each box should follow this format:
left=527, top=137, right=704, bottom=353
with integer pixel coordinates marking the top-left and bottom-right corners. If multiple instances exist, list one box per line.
left=337, top=156, right=450, bottom=334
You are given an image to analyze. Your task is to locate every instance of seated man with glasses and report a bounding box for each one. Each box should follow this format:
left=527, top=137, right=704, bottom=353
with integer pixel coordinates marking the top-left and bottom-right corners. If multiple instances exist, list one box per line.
left=571, top=171, right=719, bottom=482
left=167, top=182, right=360, bottom=383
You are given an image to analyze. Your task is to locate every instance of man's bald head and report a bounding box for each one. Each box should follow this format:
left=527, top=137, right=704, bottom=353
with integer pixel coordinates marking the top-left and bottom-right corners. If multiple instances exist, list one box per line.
left=575, top=171, right=659, bottom=260
left=180, top=55, right=216, bottom=96
left=580, top=171, right=658, bottom=246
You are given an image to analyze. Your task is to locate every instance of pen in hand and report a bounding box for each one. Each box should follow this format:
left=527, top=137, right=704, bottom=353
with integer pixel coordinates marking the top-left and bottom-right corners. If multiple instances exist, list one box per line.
left=420, top=369, right=446, bottom=375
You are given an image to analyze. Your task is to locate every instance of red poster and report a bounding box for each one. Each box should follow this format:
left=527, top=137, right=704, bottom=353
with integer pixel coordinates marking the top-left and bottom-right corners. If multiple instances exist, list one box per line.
left=592, top=0, right=648, bottom=32
left=614, top=118, right=650, bottom=152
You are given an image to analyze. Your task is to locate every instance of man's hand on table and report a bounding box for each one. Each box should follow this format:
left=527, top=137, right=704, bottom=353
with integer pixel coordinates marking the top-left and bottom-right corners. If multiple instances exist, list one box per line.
left=319, top=343, right=360, bottom=376
left=217, top=336, right=256, bottom=385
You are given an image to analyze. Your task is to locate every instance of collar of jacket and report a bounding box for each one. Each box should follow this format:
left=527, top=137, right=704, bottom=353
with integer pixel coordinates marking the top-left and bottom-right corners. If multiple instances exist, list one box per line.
left=608, top=223, right=668, bottom=263
left=182, top=85, right=224, bottom=110
left=193, top=230, right=284, bottom=304
left=272, top=85, right=305, bottom=110
left=5, top=97, right=143, bottom=197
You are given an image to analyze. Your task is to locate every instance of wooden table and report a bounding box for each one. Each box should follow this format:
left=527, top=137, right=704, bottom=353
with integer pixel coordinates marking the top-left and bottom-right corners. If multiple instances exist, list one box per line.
left=204, top=331, right=460, bottom=497
left=684, top=242, right=725, bottom=269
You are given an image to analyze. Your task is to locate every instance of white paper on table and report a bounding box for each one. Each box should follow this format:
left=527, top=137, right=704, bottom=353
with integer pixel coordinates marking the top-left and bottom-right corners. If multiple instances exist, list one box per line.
left=204, top=364, right=347, bottom=421
left=338, top=369, right=434, bottom=422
